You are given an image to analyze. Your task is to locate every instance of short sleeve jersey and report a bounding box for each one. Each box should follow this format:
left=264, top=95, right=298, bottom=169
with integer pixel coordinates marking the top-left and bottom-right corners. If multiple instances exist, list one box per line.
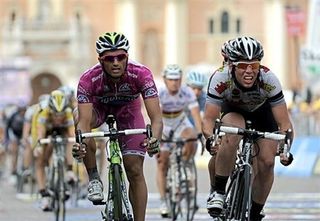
left=77, top=60, right=158, bottom=107
left=206, top=65, right=285, bottom=112
left=37, top=107, right=74, bottom=130
left=159, top=85, right=199, bottom=120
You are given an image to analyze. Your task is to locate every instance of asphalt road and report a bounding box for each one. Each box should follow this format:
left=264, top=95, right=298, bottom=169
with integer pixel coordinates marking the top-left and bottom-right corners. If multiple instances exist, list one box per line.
left=0, top=156, right=319, bottom=221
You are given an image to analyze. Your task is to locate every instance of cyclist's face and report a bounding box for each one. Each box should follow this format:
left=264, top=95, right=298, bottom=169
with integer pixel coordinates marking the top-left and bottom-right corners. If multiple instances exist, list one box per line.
left=99, top=50, right=128, bottom=78
left=164, top=78, right=181, bottom=95
left=232, top=60, right=260, bottom=88
left=189, top=86, right=203, bottom=98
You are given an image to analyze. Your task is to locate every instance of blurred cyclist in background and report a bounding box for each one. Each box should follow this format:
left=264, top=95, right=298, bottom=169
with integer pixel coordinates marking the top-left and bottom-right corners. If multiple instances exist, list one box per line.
left=157, top=64, right=202, bottom=217
left=21, top=94, right=50, bottom=177
left=5, top=103, right=27, bottom=183
left=58, top=85, right=77, bottom=110
left=34, top=90, right=76, bottom=211
left=185, top=69, right=208, bottom=125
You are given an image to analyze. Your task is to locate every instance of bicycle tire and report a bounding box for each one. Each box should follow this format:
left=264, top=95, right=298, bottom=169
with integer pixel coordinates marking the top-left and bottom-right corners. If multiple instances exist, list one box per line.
left=178, top=161, right=191, bottom=221
left=229, top=165, right=250, bottom=221
left=185, top=158, right=198, bottom=221
left=53, top=160, right=66, bottom=221
left=112, top=164, right=123, bottom=221
left=224, top=167, right=243, bottom=220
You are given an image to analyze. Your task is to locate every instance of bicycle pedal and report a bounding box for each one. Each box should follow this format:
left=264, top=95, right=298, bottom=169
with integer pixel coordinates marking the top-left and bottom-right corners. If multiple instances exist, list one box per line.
left=161, top=213, right=171, bottom=218
left=92, top=200, right=106, bottom=205
left=208, top=208, right=223, bottom=218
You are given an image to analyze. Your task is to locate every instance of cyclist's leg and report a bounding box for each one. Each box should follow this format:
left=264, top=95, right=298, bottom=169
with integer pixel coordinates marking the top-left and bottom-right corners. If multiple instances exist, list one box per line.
left=123, top=154, right=147, bottom=221
left=207, top=113, right=244, bottom=214
left=116, top=103, right=148, bottom=221
left=73, top=106, right=104, bottom=202
left=251, top=139, right=277, bottom=220
left=35, top=143, right=53, bottom=210
left=156, top=148, right=170, bottom=216
left=249, top=102, right=279, bottom=220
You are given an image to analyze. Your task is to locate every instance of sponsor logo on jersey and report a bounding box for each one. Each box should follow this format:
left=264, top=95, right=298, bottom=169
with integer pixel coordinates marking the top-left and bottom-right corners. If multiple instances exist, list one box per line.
left=145, top=88, right=157, bottom=98
left=77, top=94, right=90, bottom=103
left=119, top=83, right=131, bottom=92
left=91, top=73, right=103, bottom=82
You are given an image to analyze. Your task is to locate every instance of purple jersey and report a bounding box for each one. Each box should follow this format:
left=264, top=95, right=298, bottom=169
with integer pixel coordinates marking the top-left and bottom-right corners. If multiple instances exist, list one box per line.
left=77, top=60, right=158, bottom=156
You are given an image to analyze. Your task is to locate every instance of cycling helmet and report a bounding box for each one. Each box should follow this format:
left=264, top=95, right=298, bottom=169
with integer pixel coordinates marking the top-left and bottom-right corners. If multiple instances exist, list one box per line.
left=186, top=70, right=208, bottom=88
left=96, top=32, right=130, bottom=55
left=226, top=36, right=264, bottom=62
left=58, top=85, right=75, bottom=100
left=49, top=90, right=67, bottom=113
left=38, top=94, right=50, bottom=109
left=221, top=39, right=235, bottom=61
left=162, top=64, right=183, bottom=79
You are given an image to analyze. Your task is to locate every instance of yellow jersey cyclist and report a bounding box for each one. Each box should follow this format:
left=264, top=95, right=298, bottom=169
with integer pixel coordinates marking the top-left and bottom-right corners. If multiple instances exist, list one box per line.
left=21, top=94, right=50, bottom=177
left=34, top=90, right=76, bottom=211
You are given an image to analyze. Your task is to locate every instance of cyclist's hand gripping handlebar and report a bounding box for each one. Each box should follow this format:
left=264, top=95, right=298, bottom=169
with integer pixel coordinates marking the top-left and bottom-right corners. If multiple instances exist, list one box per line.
left=145, top=124, right=160, bottom=157
left=279, top=128, right=294, bottom=166
left=72, top=129, right=87, bottom=162
left=205, top=119, right=223, bottom=156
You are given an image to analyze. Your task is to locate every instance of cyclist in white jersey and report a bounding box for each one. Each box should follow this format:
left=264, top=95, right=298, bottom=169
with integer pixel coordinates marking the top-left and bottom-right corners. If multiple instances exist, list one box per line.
left=202, top=37, right=294, bottom=221
left=156, top=64, right=202, bottom=217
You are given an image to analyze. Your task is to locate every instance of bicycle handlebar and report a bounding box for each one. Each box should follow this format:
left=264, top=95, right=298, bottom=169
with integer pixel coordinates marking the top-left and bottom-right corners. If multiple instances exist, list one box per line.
left=76, top=125, right=152, bottom=143
left=161, top=133, right=202, bottom=145
left=39, top=137, right=76, bottom=145
left=213, top=119, right=293, bottom=158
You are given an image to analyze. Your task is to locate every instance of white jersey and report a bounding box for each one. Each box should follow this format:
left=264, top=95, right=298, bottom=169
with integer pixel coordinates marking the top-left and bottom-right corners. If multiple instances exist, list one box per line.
left=158, top=84, right=198, bottom=133
left=207, top=65, right=285, bottom=112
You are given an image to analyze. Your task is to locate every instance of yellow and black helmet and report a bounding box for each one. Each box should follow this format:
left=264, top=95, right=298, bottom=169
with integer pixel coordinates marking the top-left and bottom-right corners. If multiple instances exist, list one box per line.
left=49, top=90, right=67, bottom=113
left=96, top=32, right=130, bottom=55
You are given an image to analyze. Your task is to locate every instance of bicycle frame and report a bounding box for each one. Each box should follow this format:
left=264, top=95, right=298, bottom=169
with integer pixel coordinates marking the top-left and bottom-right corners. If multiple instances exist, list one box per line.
left=211, top=119, right=292, bottom=221
left=39, top=135, right=75, bottom=221
left=76, top=114, right=152, bottom=221
left=161, top=137, right=199, bottom=221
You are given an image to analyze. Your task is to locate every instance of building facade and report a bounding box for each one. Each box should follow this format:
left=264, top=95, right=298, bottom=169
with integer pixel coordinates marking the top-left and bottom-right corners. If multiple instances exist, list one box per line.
left=0, top=0, right=309, bottom=103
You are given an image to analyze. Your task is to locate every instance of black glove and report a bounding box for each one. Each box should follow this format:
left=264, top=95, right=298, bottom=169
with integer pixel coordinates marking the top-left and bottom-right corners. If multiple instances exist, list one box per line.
left=72, top=143, right=87, bottom=161
left=280, top=152, right=294, bottom=166
left=146, top=137, right=160, bottom=157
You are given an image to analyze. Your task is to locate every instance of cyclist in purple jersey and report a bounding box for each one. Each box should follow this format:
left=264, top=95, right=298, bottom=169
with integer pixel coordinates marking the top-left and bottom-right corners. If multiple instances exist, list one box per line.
left=72, top=32, right=163, bottom=221
left=202, top=37, right=294, bottom=221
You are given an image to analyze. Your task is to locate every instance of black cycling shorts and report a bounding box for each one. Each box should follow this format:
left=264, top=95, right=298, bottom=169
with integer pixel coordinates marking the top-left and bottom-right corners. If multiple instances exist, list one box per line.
left=221, top=102, right=278, bottom=132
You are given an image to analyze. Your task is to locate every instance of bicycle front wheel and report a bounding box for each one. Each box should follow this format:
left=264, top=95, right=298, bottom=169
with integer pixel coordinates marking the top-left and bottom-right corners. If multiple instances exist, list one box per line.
left=112, top=164, right=123, bottom=221
left=225, top=165, right=251, bottom=221
left=53, top=161, right=66, bottom=221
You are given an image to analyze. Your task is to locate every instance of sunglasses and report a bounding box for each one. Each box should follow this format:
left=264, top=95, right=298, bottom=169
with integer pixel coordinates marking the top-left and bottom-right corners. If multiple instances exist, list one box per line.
left=233, top=61, right=260, bottom=70
left=100, top=54, right=128, bottom=63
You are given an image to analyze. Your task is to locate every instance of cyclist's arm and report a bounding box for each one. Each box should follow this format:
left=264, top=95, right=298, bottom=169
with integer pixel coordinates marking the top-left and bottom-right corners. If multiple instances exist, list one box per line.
left=190, top=105, right=202, bottom=134
left=143, top=97, right=163, bottom=141
left=271, top=103, right=294, bottom=138
left=202, top=103, right=221, bottom=139
left=77, top=103, right=93, bottom=133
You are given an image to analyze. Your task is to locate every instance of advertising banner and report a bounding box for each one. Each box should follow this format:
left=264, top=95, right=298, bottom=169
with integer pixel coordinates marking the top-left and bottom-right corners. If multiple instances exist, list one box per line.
left=0, top=57, right=32, bottom=108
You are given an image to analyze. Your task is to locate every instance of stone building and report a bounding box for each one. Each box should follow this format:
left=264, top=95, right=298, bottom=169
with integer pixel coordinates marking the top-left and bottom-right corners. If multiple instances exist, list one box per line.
left=0, top=0, right=308, bottom=104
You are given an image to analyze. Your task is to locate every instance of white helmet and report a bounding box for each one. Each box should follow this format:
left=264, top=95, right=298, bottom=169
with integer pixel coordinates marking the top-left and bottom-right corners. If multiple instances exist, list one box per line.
left=162, top=64, right=182, bottom=80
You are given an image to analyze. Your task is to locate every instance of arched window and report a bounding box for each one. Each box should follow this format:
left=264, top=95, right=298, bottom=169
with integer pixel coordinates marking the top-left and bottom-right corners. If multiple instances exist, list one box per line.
left=221, top=11, right=229, bottom=33
left=236, top=18, right=241, bottom=33
left=209, top=18, right=214, bottom=34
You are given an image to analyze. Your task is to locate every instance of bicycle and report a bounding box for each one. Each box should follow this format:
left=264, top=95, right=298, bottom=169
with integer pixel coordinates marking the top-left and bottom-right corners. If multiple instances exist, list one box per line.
left=161, top=134, right=202, bottom=221
left=75, top=114, right=152, bottom=221
left=16, top=140, right=37, bottom=196
left=209, top=119, right=292, bottom=221
left=38, top=133, right=75, bottom=221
